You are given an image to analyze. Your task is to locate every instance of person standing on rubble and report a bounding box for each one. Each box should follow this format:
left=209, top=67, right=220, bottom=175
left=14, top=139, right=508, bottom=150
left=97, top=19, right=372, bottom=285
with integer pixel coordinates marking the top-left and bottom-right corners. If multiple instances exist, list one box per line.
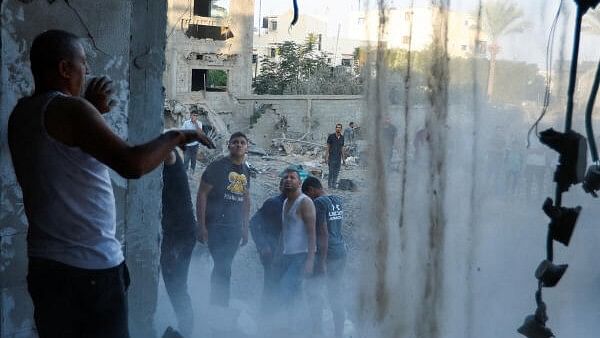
left=196, top=132, right=251, bottom=307
left=160, top=150, right=197, bottom=336
left=249, top=178, right=285, bottom=313
left=8, top=30, right=215, bottom=338
left=279, top=168, right=316, bottom=332
left=326, top=123, right=345, bottom=189
left=302, top=176, right=347, bottom=338
left=181, top=111, right=203, bottom=174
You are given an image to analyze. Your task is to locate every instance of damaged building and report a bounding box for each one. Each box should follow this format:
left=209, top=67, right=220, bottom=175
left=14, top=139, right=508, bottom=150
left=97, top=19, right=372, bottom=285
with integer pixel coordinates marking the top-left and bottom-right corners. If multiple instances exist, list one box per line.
left=164, top=0, right=364, bottom=151
left=163, top=0, right=254, bottom=135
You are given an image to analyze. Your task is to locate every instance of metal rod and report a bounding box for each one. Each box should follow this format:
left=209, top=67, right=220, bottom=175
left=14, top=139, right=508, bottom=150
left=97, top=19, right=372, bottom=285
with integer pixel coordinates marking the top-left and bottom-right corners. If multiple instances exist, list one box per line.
left=564, top=6, right=584, bottom=131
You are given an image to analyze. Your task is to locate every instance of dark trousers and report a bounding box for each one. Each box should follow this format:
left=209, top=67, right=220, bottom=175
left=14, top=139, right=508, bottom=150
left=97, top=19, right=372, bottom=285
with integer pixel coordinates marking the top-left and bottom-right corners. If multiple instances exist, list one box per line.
left=259, top=249, right=283, bottom=313
left=183, top=144, right=199, bottom=172
left=27, top=257, right=130, bottom=338
left=207, top=225, right=242, bottom=307
left=328, top=160, right=341, bottom=188
left=160, top=234, right=195, bottom=336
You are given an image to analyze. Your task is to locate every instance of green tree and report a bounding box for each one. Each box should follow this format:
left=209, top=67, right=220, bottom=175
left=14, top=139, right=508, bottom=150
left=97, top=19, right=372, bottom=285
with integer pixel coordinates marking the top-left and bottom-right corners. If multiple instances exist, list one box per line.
left=252, top=41, right=362, bottom=95
left=305, top=33, right=318, bottom=51
left=207, top=70, right=227, bottom=88
left=482, top=1, right=529, bottom=100
left=252, top=57, right=282, bottom=94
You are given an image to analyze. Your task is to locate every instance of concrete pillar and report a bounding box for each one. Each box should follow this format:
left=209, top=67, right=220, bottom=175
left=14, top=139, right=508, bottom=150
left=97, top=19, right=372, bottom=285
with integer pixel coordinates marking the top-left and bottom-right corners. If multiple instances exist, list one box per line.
left=228, top=0, right=254, bottom=96
left=127, top=0, right=167, bottom=337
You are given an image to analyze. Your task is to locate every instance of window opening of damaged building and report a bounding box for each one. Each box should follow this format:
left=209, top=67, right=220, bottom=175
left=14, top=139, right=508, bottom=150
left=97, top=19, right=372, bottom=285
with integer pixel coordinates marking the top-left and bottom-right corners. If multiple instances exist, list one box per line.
left=192, top=69, right=228, bottom=92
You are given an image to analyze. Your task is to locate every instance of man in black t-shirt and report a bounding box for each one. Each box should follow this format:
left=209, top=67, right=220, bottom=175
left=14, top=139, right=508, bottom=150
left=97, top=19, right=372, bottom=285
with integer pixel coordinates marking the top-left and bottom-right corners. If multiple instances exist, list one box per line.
left=161, top=150, right=197, bottom=336
left=196, top=132, right=251, bottom=307
left=326, top=124, right=345, bottom=189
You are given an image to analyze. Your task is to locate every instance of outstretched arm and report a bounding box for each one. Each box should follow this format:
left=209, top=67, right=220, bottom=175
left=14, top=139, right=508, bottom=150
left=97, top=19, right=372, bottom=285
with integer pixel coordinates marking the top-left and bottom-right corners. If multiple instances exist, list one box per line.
left=45, top=95, right=215, bottom=179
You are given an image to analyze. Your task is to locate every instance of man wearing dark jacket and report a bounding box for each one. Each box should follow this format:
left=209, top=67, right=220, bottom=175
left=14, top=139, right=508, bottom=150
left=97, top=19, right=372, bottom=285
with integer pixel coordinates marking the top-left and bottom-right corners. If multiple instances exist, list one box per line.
left=249, top=179, right=285, bottom=312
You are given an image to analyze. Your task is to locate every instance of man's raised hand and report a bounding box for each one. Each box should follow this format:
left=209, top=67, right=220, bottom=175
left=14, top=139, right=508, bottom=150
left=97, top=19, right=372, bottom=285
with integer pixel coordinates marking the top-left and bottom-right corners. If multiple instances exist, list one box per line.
left=84, top=76, right=116, bottom=114
left=179, top=129, right=216, bottom=149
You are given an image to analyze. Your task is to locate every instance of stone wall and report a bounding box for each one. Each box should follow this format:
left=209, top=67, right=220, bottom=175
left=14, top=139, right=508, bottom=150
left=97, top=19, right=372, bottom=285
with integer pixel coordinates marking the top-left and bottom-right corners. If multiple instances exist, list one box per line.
left=236, top=95, right=365, bottom=149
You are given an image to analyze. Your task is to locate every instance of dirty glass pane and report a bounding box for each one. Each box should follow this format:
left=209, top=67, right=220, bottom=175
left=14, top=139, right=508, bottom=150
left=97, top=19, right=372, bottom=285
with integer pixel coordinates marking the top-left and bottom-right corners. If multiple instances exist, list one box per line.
left=161, top=0, right=600, bottom=337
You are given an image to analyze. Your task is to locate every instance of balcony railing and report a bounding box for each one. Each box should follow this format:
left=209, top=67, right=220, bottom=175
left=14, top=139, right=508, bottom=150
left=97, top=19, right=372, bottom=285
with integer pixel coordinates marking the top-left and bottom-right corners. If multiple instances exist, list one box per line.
left=181, top=16, right=230, bottom=29
left=181, top=16, right=234, bottom=41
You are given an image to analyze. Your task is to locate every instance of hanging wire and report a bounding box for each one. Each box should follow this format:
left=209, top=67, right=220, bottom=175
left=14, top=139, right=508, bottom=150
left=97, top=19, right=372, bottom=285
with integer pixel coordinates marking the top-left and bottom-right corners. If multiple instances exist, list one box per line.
left=527, top=0, right=563, bottom=147
left=289, top=0, right=299, bottom=31
left=563, top=6, right=586, bottom=132
left=583, top=55, right=600, bottom=163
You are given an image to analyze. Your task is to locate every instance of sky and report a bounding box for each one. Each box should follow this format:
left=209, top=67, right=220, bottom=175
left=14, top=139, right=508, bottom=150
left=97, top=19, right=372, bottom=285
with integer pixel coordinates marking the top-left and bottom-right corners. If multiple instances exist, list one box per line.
left=252, top=0, right=600, bottom=66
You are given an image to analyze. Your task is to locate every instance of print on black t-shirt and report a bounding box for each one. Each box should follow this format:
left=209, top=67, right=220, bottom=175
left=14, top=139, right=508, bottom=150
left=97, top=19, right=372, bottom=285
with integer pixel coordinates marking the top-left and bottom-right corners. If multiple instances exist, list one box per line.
left=201, top=157, right=250, bottom=226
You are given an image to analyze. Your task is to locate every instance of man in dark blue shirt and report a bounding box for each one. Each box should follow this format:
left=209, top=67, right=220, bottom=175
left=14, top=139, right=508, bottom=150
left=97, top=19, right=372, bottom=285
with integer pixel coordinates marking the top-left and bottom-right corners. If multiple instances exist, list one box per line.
left=249, top=179, right=285, bottom=312
left=302, top=176, right=347, bottom=338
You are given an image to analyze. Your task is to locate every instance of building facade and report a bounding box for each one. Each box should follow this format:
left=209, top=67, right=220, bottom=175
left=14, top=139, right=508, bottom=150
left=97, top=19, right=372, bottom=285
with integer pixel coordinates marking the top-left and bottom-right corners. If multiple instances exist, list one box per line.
left=343, top=6, right=489, bottom=58
left=164, top=0, right=254, bottom=108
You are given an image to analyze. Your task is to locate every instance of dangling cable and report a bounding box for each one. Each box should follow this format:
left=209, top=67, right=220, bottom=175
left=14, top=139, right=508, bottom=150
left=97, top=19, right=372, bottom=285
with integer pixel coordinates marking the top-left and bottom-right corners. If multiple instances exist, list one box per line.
left=527, top=0, right=563, bottom=147
left=584, top=59, right=600, bottom=163
left=289, top=0, right=299, bottom=30
left=520, top=3, right=598, bottom=338
left=546, top=0, right=586, bottom=267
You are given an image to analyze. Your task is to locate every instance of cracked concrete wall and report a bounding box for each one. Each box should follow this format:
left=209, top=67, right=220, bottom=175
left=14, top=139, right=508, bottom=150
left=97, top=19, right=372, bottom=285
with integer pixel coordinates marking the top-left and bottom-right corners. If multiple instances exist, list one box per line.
left=0, top=1, right=166, bottom=337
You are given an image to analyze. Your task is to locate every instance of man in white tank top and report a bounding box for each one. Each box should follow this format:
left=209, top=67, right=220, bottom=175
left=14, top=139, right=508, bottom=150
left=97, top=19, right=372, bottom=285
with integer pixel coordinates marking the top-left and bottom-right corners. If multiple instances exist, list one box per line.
left=277, top=168, right=316, bottom=333
left=8, top=30, right=215, bottom=338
